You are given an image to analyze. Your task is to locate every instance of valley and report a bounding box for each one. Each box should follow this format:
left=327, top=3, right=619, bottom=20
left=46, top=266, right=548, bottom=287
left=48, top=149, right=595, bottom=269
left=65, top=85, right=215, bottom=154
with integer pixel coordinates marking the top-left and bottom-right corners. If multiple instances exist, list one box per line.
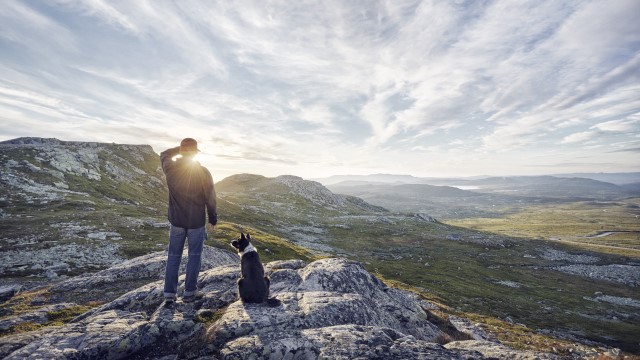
left=444, top=199, right=640, bottom=256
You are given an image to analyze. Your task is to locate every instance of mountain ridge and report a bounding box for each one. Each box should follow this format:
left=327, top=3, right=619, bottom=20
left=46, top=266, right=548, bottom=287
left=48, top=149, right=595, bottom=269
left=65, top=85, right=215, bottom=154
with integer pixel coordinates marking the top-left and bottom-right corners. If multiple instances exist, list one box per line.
left=312, top=172, right=640, bottom=187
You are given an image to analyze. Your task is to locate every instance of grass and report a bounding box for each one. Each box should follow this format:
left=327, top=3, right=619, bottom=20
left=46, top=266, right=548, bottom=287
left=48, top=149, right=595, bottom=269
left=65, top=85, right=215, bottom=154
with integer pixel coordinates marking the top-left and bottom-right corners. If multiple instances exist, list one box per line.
left=194, top=306, right=228, bottom=325
left=206, top=221, right=319, bottom=263
left=214, top=186, right=640, bottom=353
left=320, top=221, right=640, bottom=354
left=0, top=287, right=99, bottom=337
left=0, top=304, right=97, bottom=337
left=46, top=304, right=96, bottom=325
left=380, top=272, right=640, bottom=357
left=444, top=199, right=640, bottom=257
left=0, top=288, right=51, bottom=319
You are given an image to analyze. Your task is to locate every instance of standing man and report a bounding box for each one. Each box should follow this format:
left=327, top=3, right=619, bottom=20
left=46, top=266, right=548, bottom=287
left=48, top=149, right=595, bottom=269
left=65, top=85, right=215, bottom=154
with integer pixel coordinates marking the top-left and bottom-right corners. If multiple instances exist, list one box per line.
left=161, top=138, right=217, bottom=306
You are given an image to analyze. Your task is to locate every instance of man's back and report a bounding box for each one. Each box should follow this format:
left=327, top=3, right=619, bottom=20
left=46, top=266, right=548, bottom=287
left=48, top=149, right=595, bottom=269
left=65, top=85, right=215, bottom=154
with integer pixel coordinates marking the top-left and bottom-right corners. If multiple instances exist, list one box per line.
left=161, top=147, right=217, bottom=229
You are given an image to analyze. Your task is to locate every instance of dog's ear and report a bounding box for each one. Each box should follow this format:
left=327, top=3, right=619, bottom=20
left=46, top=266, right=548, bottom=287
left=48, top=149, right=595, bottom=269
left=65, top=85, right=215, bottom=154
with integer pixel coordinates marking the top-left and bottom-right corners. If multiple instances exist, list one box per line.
left=246, top=233, right=251, bottom=241
left=231, top=240, right=239, bottom=249
left=241, top=233, right=246, bottom=241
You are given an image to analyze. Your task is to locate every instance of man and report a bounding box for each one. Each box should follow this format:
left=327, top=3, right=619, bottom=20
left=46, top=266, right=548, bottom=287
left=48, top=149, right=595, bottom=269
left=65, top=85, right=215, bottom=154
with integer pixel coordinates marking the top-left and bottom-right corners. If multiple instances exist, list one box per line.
left=160, top=138, right=217, bottom=307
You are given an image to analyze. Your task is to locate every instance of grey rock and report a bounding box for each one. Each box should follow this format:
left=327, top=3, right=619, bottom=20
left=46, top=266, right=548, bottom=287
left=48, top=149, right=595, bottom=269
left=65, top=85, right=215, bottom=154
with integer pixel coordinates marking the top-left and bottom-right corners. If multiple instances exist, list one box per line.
left=0, top=285, right=22, bottom=302
left=446, top=340, right=562, bottom=359
left=585, top=294, right=640, bottom=308
left=4, top=310, right=151, bottom=360
left=218, top=325, right=481, bottom=360
left=52, top=246, right=238, bottom=293
left=0, top=303, right=77, bottom=331
left=553, top=264, right=639, bottom=286
left=540, top=248, right=600, bottom=264
left=1, top=256, right=556, bottom=359
left=448, top=315, right=490, bottom=341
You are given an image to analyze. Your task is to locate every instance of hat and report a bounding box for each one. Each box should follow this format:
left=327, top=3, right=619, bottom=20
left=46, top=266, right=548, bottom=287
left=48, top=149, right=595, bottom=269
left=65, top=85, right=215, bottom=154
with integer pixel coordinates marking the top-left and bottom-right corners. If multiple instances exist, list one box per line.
left=179, top=138, right=199, bottom=153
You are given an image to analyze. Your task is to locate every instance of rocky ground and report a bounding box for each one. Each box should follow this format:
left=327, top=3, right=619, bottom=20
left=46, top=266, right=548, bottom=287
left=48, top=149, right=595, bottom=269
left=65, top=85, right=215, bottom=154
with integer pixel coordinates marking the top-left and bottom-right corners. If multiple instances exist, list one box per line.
left=0, top=247, right=570, bottom=359
left=0, top=137, right=168, bottom=279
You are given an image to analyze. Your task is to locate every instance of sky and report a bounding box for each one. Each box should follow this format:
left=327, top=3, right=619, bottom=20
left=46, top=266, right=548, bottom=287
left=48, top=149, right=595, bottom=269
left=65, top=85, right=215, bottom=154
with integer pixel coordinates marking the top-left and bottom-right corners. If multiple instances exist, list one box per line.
left=1, top=0, right=639, bottom=181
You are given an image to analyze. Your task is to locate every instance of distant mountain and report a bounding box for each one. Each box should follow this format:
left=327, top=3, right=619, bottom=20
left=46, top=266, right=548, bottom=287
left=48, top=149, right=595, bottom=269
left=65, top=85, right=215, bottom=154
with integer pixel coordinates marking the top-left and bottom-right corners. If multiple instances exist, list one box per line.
left=0, top=137, right=166, bottom=205
left=328, top=175, right=640, bottom=220
left=314, top=172, right=640, bottom=193
left=464, top=176, right=636, bottom=198
left=311, top=173, right=429, bottom=185
left=327, top=182, right=533, bottom=219
left=215, top=173, right=393, bottom=253
left=552, top=172, right=640, bottom=185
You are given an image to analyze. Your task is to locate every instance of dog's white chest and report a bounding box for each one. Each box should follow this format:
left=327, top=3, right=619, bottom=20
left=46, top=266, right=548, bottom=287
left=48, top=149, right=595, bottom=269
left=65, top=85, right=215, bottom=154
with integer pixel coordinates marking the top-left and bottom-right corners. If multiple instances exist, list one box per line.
left=239, top=244, right=257, bottom=256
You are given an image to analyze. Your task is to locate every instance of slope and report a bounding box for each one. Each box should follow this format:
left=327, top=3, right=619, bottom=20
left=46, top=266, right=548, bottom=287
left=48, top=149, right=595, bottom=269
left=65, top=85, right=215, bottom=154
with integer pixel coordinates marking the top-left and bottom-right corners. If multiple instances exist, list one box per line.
left=215, top=173, right=640, bottom=354
left=0, top=137, right=170, bottom=280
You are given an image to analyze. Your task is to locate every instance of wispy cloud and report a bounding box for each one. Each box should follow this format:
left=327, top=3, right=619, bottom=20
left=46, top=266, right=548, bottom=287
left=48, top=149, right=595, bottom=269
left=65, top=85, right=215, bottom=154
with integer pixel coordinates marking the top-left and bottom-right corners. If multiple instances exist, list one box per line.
left=0, top=0, right=639, bottom=178
left=561, top=131, right=598, bottom=144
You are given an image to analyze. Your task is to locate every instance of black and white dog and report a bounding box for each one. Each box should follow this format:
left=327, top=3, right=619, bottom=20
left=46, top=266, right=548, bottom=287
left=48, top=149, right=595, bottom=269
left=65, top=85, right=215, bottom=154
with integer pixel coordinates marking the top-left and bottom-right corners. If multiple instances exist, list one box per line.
left=231, top=233, right=280, bottom=306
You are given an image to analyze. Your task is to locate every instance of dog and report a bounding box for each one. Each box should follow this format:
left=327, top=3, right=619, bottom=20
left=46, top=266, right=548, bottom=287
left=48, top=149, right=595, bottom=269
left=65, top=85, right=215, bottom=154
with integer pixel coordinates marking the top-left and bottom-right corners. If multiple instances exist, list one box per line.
left=231, top=233, right=280, bottom=307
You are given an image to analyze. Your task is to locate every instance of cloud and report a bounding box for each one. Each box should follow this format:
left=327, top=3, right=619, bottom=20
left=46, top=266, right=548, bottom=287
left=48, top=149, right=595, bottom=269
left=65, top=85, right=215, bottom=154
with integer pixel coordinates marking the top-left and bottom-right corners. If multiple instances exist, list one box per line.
left=58, top=0, right=140, bottom=34
left=0, top=2, right=76, bottom=49
left=592, top=114, right=640, bottom=132
left=216, top=152, right=297, bottom=165
left=1, top=0, right=639, bottom=177
left=561, top=131, right=598, bottom=144
left=609, top=147, right=640, bottom=153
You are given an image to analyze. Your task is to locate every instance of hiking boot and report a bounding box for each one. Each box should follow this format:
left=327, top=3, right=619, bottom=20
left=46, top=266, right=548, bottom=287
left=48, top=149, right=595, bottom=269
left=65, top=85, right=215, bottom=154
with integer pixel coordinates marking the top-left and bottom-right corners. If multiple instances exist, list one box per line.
left=183, top=290, right=204, bottom=303
left=163, top=298, right=176, bottom=309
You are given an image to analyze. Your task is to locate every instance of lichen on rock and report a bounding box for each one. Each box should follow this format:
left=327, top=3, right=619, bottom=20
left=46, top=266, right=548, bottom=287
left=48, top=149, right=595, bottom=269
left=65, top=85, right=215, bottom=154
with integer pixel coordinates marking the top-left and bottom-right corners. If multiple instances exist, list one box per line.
left=0, top=252, right=559, bottom=359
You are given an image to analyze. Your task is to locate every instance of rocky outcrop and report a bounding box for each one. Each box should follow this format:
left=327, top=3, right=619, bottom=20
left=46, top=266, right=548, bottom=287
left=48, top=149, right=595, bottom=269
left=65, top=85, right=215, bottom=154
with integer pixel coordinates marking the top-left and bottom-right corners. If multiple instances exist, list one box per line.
left=0, top=137, right=169, bottom=278
left=554, top=264, right=639, bottom=287
left=275, top=175, right=347, bottom=208
left=0, top=137, right=161, bottom=192
left=445, top=340, right=559, bottom=360
left=0, top=251, right=559, bottom=359
left=51, top=246, right=238, bottom=294
left=0, top=303, right=77, bottom=332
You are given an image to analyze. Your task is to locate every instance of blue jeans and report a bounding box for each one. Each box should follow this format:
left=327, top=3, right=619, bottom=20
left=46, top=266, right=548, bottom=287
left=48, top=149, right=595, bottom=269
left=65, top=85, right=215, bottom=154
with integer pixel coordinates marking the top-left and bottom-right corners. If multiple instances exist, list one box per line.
left=163, top=225, right=205, bottom=299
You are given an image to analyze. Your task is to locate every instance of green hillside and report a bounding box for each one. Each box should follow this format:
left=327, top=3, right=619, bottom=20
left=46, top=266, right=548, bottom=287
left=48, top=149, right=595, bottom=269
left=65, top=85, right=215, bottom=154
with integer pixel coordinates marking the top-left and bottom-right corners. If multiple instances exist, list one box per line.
left=216, top=173, right=640, bottom=354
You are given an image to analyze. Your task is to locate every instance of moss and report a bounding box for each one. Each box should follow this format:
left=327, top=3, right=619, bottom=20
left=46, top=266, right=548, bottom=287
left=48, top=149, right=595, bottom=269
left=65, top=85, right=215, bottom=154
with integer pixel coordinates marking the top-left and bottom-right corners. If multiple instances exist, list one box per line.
left=46, top=305, right=94, bottom=323
left=194, top=306, right=228, bottom=325
left=0, top=288, right=52, bottom=318
left=425, top=309, right=474, bottom=342
left=206, top=221, right=319, bottom=263
left=0, top=309, right=101, bottom=337
left=6, top=322, right=43, bottom=334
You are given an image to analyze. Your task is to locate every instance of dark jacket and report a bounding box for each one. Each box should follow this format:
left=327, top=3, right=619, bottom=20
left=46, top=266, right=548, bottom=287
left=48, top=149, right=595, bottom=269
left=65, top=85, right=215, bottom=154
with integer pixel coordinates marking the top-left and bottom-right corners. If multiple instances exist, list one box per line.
left=161, top=147, right=217, bottom=229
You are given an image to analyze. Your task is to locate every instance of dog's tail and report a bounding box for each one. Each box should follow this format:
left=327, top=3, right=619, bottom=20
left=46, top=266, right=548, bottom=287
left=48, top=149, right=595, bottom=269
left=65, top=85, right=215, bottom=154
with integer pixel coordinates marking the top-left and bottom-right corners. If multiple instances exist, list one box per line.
left=266, top=297, right=281, bottom=307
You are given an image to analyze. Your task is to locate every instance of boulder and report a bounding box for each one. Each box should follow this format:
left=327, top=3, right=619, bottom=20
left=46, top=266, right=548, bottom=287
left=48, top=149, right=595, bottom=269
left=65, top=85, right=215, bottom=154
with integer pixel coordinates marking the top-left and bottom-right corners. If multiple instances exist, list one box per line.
left=52, top=246, right=238, bottom=293
left=1, top=257, right=557, bottom=359
left=0, top=285, right=21, bottom=303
